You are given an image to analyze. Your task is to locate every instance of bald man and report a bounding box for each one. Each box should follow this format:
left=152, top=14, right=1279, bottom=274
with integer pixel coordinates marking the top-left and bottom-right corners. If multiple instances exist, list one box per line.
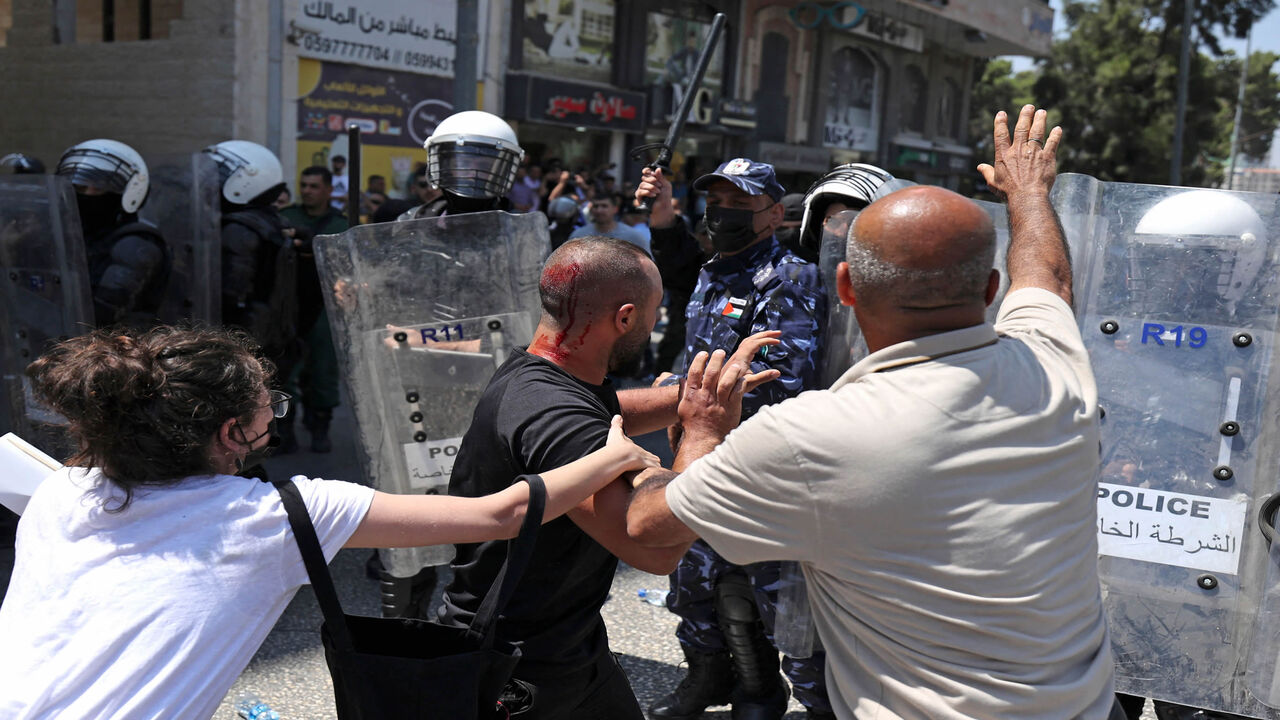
left=624, top=105, right=1121, bottom=719
left=438, top=236, right=777, bottom=719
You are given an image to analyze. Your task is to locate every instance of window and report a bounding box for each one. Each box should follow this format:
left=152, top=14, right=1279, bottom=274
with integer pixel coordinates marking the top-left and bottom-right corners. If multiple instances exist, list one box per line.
left=937, top=77, right=961, bottom=139
left=823, top=46, right=880, bottom=152
left=900, top=64, right=927, bottom=134
left=72, top=0, right=181, bottom=44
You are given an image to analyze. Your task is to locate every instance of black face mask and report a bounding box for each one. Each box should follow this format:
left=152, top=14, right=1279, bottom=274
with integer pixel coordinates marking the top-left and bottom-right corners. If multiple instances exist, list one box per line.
left=76, top=192, right=123, bottom=237
left=233, top=419, right=280, bottom=473
left=705, top=203, right=772, bottom=254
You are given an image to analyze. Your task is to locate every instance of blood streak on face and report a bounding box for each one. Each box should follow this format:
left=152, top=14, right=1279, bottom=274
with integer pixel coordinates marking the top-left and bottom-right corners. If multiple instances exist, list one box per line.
left=530, top=261, right=584, bottom=362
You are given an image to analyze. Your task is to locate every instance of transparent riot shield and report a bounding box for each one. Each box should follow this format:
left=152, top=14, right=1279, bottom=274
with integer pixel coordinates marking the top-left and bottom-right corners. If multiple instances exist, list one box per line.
left=1061, top=173, right=1280, bottom=717
left=143, top=153, right=221, bottom=325
left=0, top=175, right=93, bottom=456
left=315, top=211, right=551, bottom=576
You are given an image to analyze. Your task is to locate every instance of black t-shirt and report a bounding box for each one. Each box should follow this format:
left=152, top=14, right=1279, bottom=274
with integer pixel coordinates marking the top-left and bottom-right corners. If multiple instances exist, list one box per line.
left=439, top=348, right=621, bottom=679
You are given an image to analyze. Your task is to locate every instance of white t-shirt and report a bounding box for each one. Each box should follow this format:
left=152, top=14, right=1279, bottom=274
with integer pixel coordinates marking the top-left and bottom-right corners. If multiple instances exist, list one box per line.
left=0, top=467, right=373, bottom=719
left=667, top=288, right=1114, bottom=719
left=330, top=172, right=349, bottom=209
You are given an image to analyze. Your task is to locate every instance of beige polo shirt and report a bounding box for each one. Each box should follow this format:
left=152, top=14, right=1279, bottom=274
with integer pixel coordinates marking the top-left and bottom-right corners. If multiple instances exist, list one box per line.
left=667, top=287, right=1114, bottom=720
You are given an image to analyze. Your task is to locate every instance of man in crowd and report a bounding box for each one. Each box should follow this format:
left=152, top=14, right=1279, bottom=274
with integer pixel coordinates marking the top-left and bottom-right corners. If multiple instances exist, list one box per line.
left=329, top=154, right=348, bottom=211
left=638, top=158, right=833, bottom=719
left=439, top=236, right=778, bottom=719
left=625, top=105, right=1120, bottom=720
left=570, top=193, right=651, bottom=254
left=279, top=165, right=348, bottom=453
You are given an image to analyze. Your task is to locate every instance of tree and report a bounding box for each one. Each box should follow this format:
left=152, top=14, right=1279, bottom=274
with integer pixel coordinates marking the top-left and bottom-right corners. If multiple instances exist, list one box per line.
left=968, top=0, right=1280, bottom=186
left=1216, top=50, right=1280, bottom=161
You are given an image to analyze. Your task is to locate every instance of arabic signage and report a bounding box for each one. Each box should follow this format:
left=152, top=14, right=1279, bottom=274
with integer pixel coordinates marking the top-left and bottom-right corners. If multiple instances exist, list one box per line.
left=898, top=0, right=1053, bottom=55
left=296, top=0, right=489, bottom=77
left=506, top=75, right=645, bottom=134
left=1096, top=482, right=1248, bottom=575
left=297, top=60, right=452, bottom=149
left=403, top=436, right=464, bottom=493
left=521, top=0, right=615, bottom=84
left=296, top=59, right=452, bottom=205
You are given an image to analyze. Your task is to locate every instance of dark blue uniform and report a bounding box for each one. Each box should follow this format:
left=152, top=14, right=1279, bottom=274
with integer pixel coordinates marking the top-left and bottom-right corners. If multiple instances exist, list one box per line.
left=650, top=223, right=832, bottom=713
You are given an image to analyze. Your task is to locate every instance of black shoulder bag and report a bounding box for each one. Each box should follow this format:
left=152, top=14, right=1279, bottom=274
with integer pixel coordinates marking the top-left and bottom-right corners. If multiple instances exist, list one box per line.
left=273, top=475, right=545, bottom=720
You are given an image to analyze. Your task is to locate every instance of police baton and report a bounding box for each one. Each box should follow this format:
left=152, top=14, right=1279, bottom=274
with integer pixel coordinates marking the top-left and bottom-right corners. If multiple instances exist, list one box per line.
left=346, top=123, right=362, bottom=227
left=631, top=12, right=726, bottom=211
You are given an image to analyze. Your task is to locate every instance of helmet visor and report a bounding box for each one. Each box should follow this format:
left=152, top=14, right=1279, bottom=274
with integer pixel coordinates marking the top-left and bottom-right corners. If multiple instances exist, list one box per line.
left=56, top=147, right=135, bottom=195
left=427, top=142, right=521, bottom=199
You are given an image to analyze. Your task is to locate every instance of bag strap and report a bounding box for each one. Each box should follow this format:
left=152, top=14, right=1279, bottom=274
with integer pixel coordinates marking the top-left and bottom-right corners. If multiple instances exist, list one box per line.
left=466, top=475, right=546, bottom=647
left=272, top=478, right=356, bottom=653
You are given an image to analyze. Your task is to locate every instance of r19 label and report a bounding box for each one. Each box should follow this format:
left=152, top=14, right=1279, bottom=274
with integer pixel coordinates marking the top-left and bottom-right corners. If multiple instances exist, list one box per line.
left=1141, top=323, right=1207, bottom=348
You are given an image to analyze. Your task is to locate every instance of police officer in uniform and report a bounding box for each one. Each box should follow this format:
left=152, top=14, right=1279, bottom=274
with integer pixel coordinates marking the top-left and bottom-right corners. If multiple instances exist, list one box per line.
left=638, top=159, right=833, bottom=720
left=375, top=109, right=528, bottom=619
left=397, top=110, right=524, bottom=221
left=203, top=140, right=298, bottom=372
left=56, top=139, right=169, bottom=329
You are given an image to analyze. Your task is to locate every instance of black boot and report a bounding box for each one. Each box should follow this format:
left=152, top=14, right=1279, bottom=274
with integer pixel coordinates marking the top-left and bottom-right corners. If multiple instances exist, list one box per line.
left=648, top=647, right=735, bottom=719
left=716, top=570, right=788, bottom=720
left=306, top=407, right=333, bottom=453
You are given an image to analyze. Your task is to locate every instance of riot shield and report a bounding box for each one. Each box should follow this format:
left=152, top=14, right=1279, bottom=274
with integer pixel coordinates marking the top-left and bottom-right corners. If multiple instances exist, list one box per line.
left=0, top=175, right=93, bottom=455
left=315, top=211, right=551, bottom=576
left=142, top=153, right=221, bottom=325
left=1060, top=173, right=1280, bottom=717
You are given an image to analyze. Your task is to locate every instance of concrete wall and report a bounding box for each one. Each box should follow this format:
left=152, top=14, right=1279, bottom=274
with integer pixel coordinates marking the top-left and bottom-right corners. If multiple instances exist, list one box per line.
left=0, top=0, right=246, bottom=165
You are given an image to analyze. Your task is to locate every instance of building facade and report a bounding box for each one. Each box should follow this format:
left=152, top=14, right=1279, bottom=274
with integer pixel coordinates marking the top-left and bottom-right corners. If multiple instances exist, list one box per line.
left=0, top=0, right=1052, bottom=199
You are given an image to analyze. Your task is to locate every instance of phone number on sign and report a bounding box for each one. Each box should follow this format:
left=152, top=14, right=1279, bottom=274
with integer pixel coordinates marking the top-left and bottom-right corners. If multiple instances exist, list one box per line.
left=302, top=33, right=390, bottom=62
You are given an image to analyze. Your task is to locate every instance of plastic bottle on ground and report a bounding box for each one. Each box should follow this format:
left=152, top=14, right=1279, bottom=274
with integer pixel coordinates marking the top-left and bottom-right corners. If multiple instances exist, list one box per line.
left=638, top=588, right=669, bottom=606
left=235, top=692, right=281, bottom=720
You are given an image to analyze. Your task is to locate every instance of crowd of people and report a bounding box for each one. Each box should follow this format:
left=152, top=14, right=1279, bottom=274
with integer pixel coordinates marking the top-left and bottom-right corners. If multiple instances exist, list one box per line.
left=1, top=104, right=1201, bottom=720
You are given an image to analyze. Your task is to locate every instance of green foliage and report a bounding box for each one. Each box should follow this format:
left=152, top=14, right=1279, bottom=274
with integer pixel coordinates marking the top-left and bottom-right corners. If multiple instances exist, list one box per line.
left=968, top=0, right=1279, bottom=186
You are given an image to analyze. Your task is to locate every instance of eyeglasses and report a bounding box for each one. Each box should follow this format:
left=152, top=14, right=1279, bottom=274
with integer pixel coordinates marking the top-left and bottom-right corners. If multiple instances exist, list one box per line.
left=262, top=389, right=292, bottom=418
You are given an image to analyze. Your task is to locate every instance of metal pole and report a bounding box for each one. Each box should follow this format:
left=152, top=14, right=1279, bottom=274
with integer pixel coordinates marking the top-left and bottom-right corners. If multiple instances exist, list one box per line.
left=267, top=0, right=283, bottom=157
left=1170, top=0, right=1194, bottom=185
left=1227, top=26, right=1251, bottom=190
left=346, top=124, right=361, bottom=228
left=453, top=0, right=479, bottom=111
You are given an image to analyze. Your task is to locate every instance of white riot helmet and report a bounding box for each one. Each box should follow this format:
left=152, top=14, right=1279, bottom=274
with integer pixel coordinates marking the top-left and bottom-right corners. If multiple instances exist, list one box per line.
left=1134, top=189, right=1267, bottom=308
left=799, top=163, right=907, bottom=252
left=56, top=138, right=150, bottom=213
left=202, top=140, right=285, bottom=205
left=425, top=110, right=524, bottom=200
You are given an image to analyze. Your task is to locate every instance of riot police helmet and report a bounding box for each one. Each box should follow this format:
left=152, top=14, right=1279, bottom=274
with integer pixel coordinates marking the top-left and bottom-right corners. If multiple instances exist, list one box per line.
left=798, top=163, right=906, bottom=253
left=547, top=195, right=581, bottom=224
left=425, top=111, right=524, bottom=200
left=56, top=139, right=150, bottom=213
left=1, top=152, right=45, bottom=175
left=1132, top=189, right=1267, bottom=311
left=202, top=140, right=286, bottom=206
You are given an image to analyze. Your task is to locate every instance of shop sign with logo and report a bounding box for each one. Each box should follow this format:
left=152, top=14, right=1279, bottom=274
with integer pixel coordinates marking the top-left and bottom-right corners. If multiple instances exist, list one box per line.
left=507, top=75, right=646, bottom=133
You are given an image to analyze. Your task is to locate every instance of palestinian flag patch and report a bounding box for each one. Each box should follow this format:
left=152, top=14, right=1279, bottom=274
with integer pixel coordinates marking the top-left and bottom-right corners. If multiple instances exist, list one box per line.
left=721, top=296, right=747, bottom=319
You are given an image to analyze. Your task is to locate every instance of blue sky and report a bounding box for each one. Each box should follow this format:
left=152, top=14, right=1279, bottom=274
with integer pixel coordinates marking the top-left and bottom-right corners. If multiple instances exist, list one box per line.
left=1004, top=0, right=1280, bottom=167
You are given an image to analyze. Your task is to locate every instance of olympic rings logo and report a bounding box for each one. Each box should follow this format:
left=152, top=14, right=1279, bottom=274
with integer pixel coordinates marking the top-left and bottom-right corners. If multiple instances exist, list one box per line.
left=788, top=2, right=868, bottom=30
